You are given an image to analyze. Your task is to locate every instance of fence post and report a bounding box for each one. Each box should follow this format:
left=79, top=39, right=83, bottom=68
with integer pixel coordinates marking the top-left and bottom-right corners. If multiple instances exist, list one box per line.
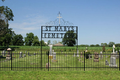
left=84, top=51, right=85, bottom=71
left=11, top=51, right=12, bottom=70
left=119, top=50, right=120, bottom=71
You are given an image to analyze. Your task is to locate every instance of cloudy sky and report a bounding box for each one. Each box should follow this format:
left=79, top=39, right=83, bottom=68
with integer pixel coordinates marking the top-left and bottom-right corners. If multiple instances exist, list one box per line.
left=0, top=0, right=120, bottom=45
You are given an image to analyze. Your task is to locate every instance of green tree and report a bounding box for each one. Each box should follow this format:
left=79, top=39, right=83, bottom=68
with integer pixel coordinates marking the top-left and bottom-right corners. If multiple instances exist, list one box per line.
left=0, top=6, right=14, bottom=38
left=12, top=34, right=24, bottom=46
left=24, top=32, right=34, bottom=46
left=62, top=30, right=77, bottom=46
left=90, top=44, right=95, bottom=47
left=0, top=28, right=15, bottom=46
left=108, top=42, right=115, bottom=47
left=2, top=0, right=5, bottom=2
left=95, top=44, right=100, bottom=47
left=47, top=40, right=51, bottom=45
left=53, top=40, right=57, bottom=45
left=32, top=36, right=40, bottom=46
left=40, top=40, right=46, bottom=46
left=115, top=43, right=120, bottom=47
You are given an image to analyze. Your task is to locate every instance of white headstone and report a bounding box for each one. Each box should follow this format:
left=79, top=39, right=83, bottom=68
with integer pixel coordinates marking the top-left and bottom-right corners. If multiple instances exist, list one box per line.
left=109, top=57, right=117, bottom=67
left=48, top=45, right=53, bottom=56
left=53, top=52, right=56, bottom=60
left=77, top=50, right=79, bottom=57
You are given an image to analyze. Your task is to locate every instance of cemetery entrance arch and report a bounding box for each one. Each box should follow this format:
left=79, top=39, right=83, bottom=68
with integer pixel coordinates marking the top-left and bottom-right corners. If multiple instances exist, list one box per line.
left=41, top=26, right=78, bottom=71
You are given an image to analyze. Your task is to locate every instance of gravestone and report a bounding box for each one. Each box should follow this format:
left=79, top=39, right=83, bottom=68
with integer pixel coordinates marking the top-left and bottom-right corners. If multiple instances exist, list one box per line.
left=23, top=54, right=26, bottom=57
left=111, top=45, right=116, bottom=57
left=93, top=52, right=99, bottom=62
left=6, top=51, right=11, bottom=60
left=48, top=44, right=53, bottom=59
left=109, top=57, right=117, bottom=67
left=89, top=54, right=92, bottom=59
left=46, top=62, right=50, bottom=69
left=52, top=52, right=57, bottom=62
left=102, top=46, right=105, bottom=52
left=99, top=51, right=103, bottom=60
left=28, top=52, right=31, bottom=56
left=19, top=52, right=23, bottom=58
left=73, top=52, right=75, bottom=57
left=105, top=60, right=109, bottom=65
left=77, top=49, right=79, bottom=57
left=78, top=59, right=81, bottom=62
left=80, top=52, right=83, bottom=58
left=34, top=53, right=36, bottom=55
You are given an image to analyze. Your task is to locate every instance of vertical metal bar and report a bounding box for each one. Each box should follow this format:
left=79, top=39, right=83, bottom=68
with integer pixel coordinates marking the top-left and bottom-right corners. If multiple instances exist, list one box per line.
left=41, top=26, right=42, bottom=70
left=11, top=51, right=12, bottom=70
left=84, top=51, right=85, bottom=71
left=48, top=50, right=49, bottom=71
left=119, top=51, right=120, bottom=71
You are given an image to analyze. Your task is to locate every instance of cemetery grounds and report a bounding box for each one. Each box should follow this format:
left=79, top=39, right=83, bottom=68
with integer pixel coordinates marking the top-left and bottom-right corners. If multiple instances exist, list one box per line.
left=0, top=46, right=120, bottom=80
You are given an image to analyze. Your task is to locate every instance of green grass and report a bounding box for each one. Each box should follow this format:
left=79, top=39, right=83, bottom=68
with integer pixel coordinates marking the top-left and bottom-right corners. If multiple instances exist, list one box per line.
left=0, top=71, right=120, bottom=80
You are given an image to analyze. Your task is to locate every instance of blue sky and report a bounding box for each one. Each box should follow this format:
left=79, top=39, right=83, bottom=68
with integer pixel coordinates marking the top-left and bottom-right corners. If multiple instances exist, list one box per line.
left=0, top=0, right=120, bottom=45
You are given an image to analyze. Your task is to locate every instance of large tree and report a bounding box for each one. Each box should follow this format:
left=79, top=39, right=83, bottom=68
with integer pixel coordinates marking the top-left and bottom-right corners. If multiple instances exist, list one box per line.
left=62, top=30, right=77, bottom=46
left=108, top=42, right=115, bottom=47
left=40, top=40, right=46, bottom=46
left=0, top=6, right=14, bottom=39
left=0, top=28, right=15, bottom=46
left=12, top=34, right=24, bottom=46
left=24, top=32, right=34, bottom=46
left=32, top=36, right=40, bottom=46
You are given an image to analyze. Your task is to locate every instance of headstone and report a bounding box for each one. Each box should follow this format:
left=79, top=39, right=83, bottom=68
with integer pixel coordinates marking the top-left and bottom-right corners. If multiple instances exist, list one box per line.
left=109, top=57, right=117, bottom=67
left=89, top=54, right=92, bottom=59
left=105, top=60, right=109, bottom=65
left=102, top=46, right=105, bottom=52
left=23, top=54, right=26, bottom=57
left=34, top=53, right=36, bottom=55
left=48, top=45, right=53, bottom=59
left=52, top=52, right=57, bottom=62
left=80, top=52, right=83, bottom=58
left=93, top=52, right=99, bottom=62
left=46, top=62, right=50, bottom=69
left=99, top=51, right=103, bottom=60
left=77, top=49, right=79, bottom=57
left=28, top=52, right=31, bottom=56
left=73, top=52, right=75, bottom=57
left=19, top=52, right=23, bottom=58
left=6, top=51, right=11, bottom=60
left=6, top=55, right=11, bottom=60
left=78, top=59, right=81, bottom=62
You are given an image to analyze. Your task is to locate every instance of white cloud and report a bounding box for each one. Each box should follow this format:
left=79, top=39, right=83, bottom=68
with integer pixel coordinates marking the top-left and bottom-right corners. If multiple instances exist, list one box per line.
left=9, top=14, right=49, bottom=36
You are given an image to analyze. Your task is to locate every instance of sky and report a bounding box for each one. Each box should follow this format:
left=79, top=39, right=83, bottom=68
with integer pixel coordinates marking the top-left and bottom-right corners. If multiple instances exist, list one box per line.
left=0, top=0, right=120, bottom=45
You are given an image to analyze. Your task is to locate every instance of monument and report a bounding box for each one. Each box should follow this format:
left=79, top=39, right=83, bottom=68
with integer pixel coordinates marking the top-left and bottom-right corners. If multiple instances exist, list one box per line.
left=6, top=48, right=11, bottom=60
left=48, top=44, right=53, bottom=59
left=93, top=52, right=99, bottom=62
left=109, top=45, right=117, bottom=67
